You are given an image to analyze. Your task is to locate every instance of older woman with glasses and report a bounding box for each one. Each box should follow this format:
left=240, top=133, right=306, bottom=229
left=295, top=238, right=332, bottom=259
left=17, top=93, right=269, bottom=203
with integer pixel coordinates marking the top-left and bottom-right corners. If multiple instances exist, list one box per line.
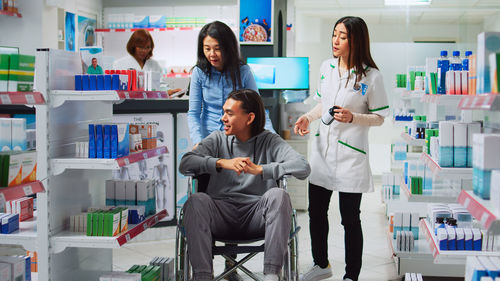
left=113, top=29, right=181, bottom=95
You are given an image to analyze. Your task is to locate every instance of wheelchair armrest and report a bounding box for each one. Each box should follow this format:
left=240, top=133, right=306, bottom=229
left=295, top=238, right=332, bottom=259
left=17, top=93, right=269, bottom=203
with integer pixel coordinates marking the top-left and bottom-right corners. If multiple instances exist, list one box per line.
left=278, top=174, right=291, bottom=191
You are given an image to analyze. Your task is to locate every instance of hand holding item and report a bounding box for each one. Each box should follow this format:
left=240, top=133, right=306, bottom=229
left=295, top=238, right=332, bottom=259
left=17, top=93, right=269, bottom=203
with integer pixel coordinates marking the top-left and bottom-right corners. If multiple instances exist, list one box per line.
left=294, top=116, right=310, bottom=136
left=333, top=106, right=353, bottom=123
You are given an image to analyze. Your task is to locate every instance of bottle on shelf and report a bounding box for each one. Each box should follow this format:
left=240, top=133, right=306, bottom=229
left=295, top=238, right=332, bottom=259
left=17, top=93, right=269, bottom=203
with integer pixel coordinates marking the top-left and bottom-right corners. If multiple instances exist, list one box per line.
left=450, top=51, right=462, bottom=71
left=462, top=51, right=473, bottom=71
left=437, top=50, right=449, bottom=94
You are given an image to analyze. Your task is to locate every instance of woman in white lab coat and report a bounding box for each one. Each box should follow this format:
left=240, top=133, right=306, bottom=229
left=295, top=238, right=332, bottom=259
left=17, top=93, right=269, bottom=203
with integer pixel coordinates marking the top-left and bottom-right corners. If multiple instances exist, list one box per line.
left=113, top=29, right=180, bottom=95
left=295, top=16, right=389, bottom=281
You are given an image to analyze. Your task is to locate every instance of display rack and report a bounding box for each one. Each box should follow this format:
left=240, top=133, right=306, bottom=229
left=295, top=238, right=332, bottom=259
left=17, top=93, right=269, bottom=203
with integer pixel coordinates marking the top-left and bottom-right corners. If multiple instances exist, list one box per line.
left=50, top=146, right=168, bottom=175
left=50, top=90, right=170, bottom=108
left=0, top=92, right=45, bottom=105
left=400, top=179, right=458, bottom=203
left=399, top=89, right=425, bottom=100
left=96, top=27, right=200, bottom=32
left=0, top=181, right=45, bottom=206
left=401, top=132, right=426, bottom=146
left=0, top=211, right=38, bottom=251
left=457, top=190, right=500, bottom=234
left=421, top=94, right=463, bottom=106
left=0, top=10, right=22, bottom=18
left=420, top=219, right=500, bottom=264
left=458, top=94, right=500, bottom=111
left=51, top=209, right=167, bottom=253
left=420, top=152, right=472, bottom=179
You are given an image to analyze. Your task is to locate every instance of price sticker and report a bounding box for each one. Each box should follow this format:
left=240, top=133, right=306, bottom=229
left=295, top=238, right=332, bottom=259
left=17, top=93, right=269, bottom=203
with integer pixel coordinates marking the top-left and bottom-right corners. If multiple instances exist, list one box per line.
left=25, top=94, right=36, bottom=104
left=143, top=223, right=148, bottom=231
left=157, top=92, right=162, bottom=98
left=125, top=234, right=131, bottom=242
left=0, top=193, right=5, bottom=208
left=23, top=184, right=33, bottom=196
left=0, top=95, right=12, bottom=104
left=124, top=158, right=130, bottom=166
left=142, top=92, right=147, bottom=99
left=480, top=212, right=490, bottom=226
left=124, top=92, right=130, bottom=99
left=143, top=153, right=148, bottom=159
left=157, top=149, right=162, bottom=155
left=155, top=216, right=159, bottom=223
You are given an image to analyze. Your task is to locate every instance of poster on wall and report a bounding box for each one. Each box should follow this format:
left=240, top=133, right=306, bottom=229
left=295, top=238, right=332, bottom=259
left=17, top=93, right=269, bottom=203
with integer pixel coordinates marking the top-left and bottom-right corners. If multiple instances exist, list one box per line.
left=78, top=15, right=97, bottom=47
left=112, top=113, right=175, bottom=221
left=239, top=0, right=273, bottom=45
left=65, top=12, right=76, bottom=51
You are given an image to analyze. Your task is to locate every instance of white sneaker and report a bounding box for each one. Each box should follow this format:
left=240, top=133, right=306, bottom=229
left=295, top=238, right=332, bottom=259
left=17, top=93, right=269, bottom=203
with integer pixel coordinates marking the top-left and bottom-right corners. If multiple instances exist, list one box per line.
left=264, top=274, right=280, bottom=281
left=344, top=278, right=354, bottom=281
left=299, top=264, right=333, bottom=281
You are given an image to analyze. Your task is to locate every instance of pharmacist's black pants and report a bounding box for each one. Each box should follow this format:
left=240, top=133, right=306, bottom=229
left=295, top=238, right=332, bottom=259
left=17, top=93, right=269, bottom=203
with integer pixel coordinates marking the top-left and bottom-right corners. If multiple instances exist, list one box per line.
left=308, top=183, right=363, bottom=281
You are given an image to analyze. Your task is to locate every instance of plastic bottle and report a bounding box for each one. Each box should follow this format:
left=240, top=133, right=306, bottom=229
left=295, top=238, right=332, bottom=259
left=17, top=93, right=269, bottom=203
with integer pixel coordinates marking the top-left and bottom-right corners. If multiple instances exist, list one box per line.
left=321, top=106, right=340, bottom=125
left=434, top=217, right=445, bottom=235
left=450, top=51, right=462, bottom=71
left=462, top=51, right=472, bottom=71
left=437, top=50, right=449, bottom=94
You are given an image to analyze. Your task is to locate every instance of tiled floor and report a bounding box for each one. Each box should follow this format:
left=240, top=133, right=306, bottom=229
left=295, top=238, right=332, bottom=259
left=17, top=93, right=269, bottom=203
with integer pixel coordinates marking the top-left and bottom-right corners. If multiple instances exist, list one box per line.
left=112, top=185, right=461, bottom=280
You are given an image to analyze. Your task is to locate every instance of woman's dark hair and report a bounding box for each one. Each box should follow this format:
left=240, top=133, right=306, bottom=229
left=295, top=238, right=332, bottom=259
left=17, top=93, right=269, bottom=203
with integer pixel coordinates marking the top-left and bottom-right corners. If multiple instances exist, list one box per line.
left=228, top=89, right=265, bottom=137
left=333, top=16, right=378, bottom=86
left=126, top=29, right=154, bottom=61
left=196, top=21, right=243, bottom=90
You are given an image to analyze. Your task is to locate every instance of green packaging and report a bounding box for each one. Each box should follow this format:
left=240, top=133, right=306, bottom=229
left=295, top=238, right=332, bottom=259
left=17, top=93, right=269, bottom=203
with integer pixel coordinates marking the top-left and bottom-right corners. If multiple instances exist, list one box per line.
left=8, top=54, right=35, bottom=92
left=0, top=54, right=9, bottom=91
left=86, top=213, right=93, bottom=236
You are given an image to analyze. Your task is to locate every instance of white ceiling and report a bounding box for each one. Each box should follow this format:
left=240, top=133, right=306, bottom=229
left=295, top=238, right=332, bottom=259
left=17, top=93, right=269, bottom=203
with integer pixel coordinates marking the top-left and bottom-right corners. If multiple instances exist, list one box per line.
left=294, top=0, right=500, bottom=25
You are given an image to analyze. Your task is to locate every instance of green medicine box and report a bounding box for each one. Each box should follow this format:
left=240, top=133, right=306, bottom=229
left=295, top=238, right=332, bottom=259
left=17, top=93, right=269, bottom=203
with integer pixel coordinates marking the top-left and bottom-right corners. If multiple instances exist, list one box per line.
left=8, top=54, right=35, bottom=92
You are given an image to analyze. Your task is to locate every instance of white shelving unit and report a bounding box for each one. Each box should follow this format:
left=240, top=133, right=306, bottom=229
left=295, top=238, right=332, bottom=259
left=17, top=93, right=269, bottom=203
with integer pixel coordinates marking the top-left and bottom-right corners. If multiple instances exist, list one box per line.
left=420, top=152, right=473, bottom=180
left=30, top=49, right=170, bottom=281
left=0, top=211, right=38, bottom=251
left=457, top=190, right=500, bottom=234
left=400, top=132, right=426, bottom=146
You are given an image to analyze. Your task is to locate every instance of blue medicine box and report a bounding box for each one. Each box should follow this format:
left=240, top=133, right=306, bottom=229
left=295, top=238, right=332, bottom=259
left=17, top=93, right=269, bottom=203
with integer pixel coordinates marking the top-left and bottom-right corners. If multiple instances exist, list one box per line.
left=75, top=75, right=83, bottom=90
left=96, top=124, right=104, bottom=158
left=89, top=75, right=97, bottom=90
left=104, top=75, right=112, bottom=90
left=112, top=74, right=120, bottom=90
left=103, top=125, right=111, bottom=158
left=89, top=124, right=96, bottom=158
left=82, top=75, right=90, bottom=90
left=97, top=75, right=105, bottom=90
left=1, top=213, right=19, bottom=234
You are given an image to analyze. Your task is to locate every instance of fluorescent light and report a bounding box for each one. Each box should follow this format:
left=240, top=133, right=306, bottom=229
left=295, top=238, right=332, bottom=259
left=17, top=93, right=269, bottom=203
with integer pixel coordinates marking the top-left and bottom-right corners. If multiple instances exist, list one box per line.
left=385, top=0, right=431, bottom=6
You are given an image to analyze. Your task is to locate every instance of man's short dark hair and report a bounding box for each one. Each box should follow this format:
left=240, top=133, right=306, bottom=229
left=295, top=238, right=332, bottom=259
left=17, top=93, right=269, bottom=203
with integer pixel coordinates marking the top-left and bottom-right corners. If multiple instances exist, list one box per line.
left=227, top=89, right=266, bottom=137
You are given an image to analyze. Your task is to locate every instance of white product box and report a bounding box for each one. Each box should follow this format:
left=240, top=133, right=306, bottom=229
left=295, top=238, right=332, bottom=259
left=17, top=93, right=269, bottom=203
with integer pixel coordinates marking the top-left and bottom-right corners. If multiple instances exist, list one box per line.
left=472, top=228, right=482, bottom=251
left=464, top=228, right=473, bottom=250
left=468, top=123, right=481, bottom=147
left=439, top=121, right=454, bottom=147
left=0, top=118, right=12, bottom=151
left=0, top=256, right=25, bottom=281
left=455, top=228, right=465, bottom=250
left=21, top=151, right=36, bottom=184
left=478, top=256, right=498, bottom=278
left=402, top=212, right=411, bottom=232
left=0, top=263, right=11, bottom=281
left=114, top=181, right=126, bottom=205
left=105, top=180, right=115, bottom=206
left=11, top=118, right=26, bottom=151
left=125, top=181, right=137, bottom=205
left=453, top=123, right=468, bottom=147
left=70, top=215, right=75, bottom=232
left=447, top=228, right=456, bottom=250
left=437, top=228, right=448, bottom=250
left=466, top=256, right=486, bottom=281
left=491, top=170, right=500, bottom=215
left=473, top=134, right=500, bottom=170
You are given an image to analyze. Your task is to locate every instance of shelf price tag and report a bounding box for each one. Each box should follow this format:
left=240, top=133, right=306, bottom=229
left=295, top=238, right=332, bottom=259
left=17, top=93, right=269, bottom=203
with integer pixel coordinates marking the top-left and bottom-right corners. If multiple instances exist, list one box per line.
left=480, top=212, right=490, bottom=226
left=143, top=153, right=148, bottom=159
left=0, top=94, right=12, bottom=104
left=156, top=148, right=162, bottom=155
left=124, top=158, right=130, bottom=166
left=25, top=94, right=35, bottom=104
left=124, top=92, right=130, bottom=99
left=143, top=223, right=148, bottom=231
left=142, top=92, right=147, bottom=99
left=23, top=184, right=33, bottom=196
left=157, top=92, right=162, bottom=98
left=125, top=234, right=131, bottom=242
left=0, top=193, right=5, bottom=208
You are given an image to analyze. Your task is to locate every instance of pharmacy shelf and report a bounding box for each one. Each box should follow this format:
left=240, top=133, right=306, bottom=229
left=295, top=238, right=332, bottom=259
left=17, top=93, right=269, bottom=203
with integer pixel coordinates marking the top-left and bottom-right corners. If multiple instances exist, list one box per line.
left=0, top=10, right=22, bottom=18
left=420, top=219, right=500, bottom=264
left=96, top=27, right=201, bottom=32
left=400, top=179, right=458, bottom=203
left=50, top=209, right=167, bottom=253
left=458, top=94, right=500, bottom=111
left=0, top=211, right=38, bottom=251
left=420, top=152, right=472, bottom=180
left=421, top=94, right=463, bottom=106
left=50, top=90, right=170, bottom=108
left=387, top=230, right=431, bottom=259
left=50, top=146, right=168, bottom=175
left=399, top=89, right=425, bottom=100
left=401, top=132, right=426, bottom=146
left=457, top=190, right=500, bottom=234
left=0, top=92, right=45, bottom=105
left=0, top=181, right=45, bottom=207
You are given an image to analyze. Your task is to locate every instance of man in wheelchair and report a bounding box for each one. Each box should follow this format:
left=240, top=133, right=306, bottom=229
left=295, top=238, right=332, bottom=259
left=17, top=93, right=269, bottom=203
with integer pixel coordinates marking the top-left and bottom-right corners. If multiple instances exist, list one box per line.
left=179, top=89, right=310, bottom=281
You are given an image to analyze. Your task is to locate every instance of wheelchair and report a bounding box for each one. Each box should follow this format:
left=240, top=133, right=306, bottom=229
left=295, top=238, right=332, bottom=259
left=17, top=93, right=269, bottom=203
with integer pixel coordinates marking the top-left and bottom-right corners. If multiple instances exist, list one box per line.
left=175, top=174, right=300, bottom=281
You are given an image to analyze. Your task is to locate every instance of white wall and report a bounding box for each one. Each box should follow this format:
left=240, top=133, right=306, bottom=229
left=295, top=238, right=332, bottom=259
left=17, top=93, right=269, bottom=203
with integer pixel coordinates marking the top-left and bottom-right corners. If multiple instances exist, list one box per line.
left=484, top=11, right=500, bottom=31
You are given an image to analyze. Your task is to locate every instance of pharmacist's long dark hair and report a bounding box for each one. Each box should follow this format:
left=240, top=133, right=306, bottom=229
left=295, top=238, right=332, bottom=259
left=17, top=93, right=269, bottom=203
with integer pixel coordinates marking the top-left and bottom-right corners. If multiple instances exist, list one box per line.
left=333, top=16, right=378, bottom=86
left=196, top=21, right=243, bottom=90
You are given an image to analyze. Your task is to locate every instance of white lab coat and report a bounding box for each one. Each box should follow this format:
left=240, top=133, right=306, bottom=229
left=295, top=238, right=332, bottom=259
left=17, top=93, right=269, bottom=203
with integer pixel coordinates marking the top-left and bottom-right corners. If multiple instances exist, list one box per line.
left=309, top=58, right=389, bottom=193
left=113, top=54, right=163, bottom=72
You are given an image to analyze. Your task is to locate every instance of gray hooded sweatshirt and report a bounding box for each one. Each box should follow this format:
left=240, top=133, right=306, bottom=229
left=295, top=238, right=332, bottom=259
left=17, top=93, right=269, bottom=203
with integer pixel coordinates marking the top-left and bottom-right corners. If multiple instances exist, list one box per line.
left=179, top=130, right=311, bottom=205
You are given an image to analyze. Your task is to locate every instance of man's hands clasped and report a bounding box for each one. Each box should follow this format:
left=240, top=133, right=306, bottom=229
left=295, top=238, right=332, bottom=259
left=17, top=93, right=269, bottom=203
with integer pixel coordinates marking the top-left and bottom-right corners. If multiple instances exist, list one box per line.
left=216, top=157, right=263, bottom=176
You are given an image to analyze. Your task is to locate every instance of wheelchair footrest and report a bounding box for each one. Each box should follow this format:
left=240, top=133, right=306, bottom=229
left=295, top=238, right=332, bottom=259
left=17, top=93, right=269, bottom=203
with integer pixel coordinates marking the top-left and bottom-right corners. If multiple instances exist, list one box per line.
left=213, top=244, right=264, bottom=256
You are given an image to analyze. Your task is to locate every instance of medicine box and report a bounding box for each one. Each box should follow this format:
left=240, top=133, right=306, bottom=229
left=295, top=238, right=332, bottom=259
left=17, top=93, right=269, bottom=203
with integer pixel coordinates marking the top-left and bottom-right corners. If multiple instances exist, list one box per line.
left=0, top=256, right=25, bottom=281
left=115, top=181, right=126, bottom=206
left=125, top=181, right=137, bottom=206
left=105, top=180, right=115, bottom=206
left=0, top=262, right=11, bottom=281
left=117, top=123, right=129, bottom=158
left=0, top=118, right=12, bottom=151
left=0, top=151, right=23, bottom=187
left=0, top=54, right=9, bottom=92
left=8, top=54, right=35, bottom=92
left=11, top=118, right=26, bottom=151
left=477, top=32, right=500, bottom=94
left=472, top=228, right=482, bottom=251
left=21, top=151, right=36, bottom=184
